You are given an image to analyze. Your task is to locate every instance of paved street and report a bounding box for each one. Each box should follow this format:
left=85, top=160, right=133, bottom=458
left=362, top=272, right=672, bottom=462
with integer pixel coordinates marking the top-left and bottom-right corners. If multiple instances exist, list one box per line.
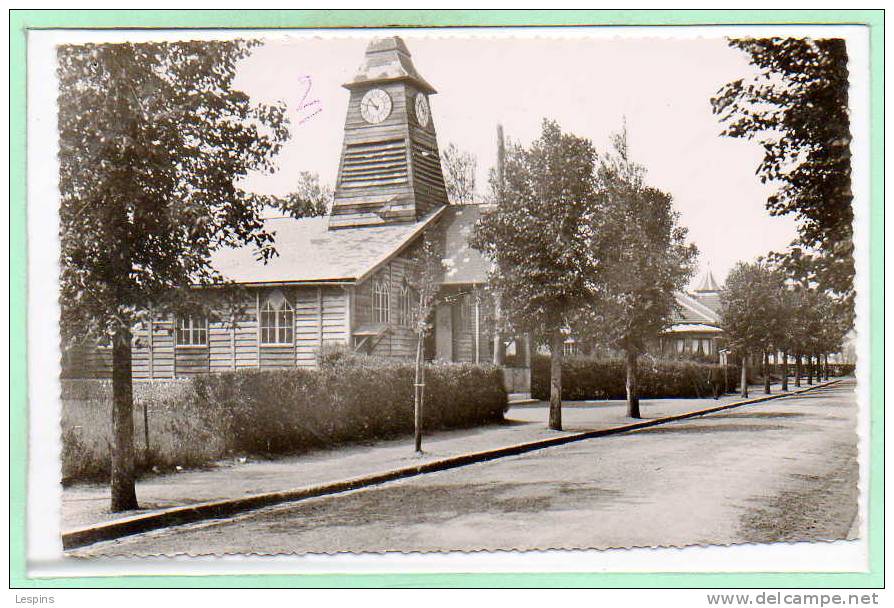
left=73, top=381, right=858, bottom=556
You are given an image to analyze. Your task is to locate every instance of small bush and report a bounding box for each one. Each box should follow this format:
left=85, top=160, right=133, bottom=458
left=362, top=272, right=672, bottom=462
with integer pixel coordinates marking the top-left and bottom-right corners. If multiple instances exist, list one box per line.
left=61, top=361, right=507, bottom=484
left=827, top=363, right=855, bottom=377
left=531, top=355, right=740, bottom=401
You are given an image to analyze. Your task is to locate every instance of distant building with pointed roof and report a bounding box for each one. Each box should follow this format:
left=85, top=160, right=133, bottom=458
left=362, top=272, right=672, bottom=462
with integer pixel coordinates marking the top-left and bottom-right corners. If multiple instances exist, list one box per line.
left=658, top=269, right=725, bottom=360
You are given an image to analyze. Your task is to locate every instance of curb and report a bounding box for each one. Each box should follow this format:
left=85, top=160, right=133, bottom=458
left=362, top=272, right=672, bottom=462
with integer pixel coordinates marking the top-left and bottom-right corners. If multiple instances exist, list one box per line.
left=62, top=379, right=841, bottom=550
left=508, top=398, right=538, bottom=406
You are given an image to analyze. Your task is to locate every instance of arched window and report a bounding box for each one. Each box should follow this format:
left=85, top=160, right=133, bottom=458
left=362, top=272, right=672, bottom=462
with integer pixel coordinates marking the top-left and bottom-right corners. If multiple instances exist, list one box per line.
left=260, top=293, right=294, bottom=344
left=372, top=280, right=390, bottom=324
left=176, top=314, right=207, bottom=346
left=398, top=284, right=415, bottom=327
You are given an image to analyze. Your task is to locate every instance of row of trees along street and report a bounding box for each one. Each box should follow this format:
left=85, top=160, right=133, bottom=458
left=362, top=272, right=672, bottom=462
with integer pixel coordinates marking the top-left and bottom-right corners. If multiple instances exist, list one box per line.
left=712, top=38, right=855, bottom=399
left=58, top=37, right=855, bottom=511
left=472, top=120, right=698, bottom=429
left=720, top=260, right=852, bottom=399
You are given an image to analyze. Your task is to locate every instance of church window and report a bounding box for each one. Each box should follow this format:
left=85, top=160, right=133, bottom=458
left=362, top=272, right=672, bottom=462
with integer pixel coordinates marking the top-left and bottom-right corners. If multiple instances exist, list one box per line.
left=398, top=284, right=415, bottom=327
left=260, top=293, right=294, bottom=345
left=373, top=280, right=390, bottom=324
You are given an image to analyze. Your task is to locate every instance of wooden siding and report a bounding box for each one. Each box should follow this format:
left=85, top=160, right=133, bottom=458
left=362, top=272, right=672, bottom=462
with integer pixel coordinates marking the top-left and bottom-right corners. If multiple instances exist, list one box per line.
left=174, top=347, right=210, bottom=377
left=330, top=81, right=447, bottom=228
left=352, top=250, right=421, bottom=361
left=62, top=285, right=351, bottom=380
left=260, top=345, right=296, bottom=369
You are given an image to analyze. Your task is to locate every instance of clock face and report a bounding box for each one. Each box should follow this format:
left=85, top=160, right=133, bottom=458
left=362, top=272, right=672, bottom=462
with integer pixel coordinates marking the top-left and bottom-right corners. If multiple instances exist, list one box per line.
left=415, top=94, right=430, bottom=127
left=359, top=88, right=392, bottom=124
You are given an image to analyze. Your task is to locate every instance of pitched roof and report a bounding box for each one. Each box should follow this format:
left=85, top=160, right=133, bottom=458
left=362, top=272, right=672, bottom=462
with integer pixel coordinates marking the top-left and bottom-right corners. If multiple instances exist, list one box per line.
left=664, top=323, right=724, bottom=334
left=673, top=292, right=721, bottom=326
left=692, top=291, right=721, bottom=314
left=343, top=36, right=436, bottom=94
left=438, top=204, right=492, bottom=285
left=209, top=209, right=443, bottom=284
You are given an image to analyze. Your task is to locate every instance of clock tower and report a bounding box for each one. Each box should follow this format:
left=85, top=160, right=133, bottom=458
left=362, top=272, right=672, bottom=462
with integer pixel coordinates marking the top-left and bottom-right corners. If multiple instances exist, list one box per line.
left=329, top=37, right=449, bottom=229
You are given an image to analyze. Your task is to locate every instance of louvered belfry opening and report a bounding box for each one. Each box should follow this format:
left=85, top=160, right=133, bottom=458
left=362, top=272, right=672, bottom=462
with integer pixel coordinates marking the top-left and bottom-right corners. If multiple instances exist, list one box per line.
left=340, top=139, right=409, bottom=189
left=329, top=36, right=448, bottom=230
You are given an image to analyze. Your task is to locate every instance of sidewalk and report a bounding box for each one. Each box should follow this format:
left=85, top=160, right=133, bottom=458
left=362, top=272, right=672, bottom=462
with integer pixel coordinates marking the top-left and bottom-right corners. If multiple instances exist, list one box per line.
left=61, top=379, right=815, bottom=533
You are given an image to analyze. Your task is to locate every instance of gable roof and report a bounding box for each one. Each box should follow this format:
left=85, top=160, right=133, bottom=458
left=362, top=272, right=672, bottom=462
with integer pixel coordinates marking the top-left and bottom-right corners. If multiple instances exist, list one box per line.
left=438, top=204, right=492, bottom=285
left=209, top=208, right=443, bottom=285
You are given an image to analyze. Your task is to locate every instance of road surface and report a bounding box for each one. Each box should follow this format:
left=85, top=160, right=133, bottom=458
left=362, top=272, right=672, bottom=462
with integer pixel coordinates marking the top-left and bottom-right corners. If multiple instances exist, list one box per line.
left=73, top=381, right=858, bottom=556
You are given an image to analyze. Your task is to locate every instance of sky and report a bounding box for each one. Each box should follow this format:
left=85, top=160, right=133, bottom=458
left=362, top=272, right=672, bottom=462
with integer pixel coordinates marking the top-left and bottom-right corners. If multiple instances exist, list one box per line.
left=232, top=33, right=800, bottom=289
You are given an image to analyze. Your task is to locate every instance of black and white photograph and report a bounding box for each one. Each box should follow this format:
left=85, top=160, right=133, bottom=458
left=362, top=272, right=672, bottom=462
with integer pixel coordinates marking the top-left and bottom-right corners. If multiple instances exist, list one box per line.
left=25, top=25, right=868, bottom=566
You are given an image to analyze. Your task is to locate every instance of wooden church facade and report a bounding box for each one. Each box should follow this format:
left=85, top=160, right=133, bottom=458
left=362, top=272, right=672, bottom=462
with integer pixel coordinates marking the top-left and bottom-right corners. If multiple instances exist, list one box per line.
left=64, top=37, right=499, bottom=381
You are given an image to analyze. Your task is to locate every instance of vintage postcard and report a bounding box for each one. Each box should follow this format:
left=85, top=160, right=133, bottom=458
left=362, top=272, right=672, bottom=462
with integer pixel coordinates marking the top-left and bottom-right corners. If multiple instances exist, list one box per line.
left=21, top=20, right=874, bottom=579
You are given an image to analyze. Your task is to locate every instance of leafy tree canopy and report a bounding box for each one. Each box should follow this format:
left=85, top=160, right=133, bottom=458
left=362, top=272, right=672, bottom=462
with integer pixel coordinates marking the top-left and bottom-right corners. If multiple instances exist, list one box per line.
left=58, top=40, right=289, bottom=344
left=583, top=129, right=698, bottom=353
left=712, top=38, right=854, bottom=307
left=720, top=260, right=787, bottom=354
left=471, top=119, right=604, bottom=337
left=271, top=171, right=332, bottom=219
left=441, top=142, right=478, bottom=205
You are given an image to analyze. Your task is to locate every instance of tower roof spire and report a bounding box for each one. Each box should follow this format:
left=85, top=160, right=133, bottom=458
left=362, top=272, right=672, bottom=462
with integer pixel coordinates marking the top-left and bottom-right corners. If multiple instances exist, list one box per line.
left=695, top=268, right=720, bottom=293
left=343, top=36, right=436, bottom=94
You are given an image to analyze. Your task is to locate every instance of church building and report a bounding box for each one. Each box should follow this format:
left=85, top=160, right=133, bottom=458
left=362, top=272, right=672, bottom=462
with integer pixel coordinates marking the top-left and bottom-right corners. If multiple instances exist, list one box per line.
left=63, top=36, right=724, bottom=382
left=64, top=36, right=499, bottom=381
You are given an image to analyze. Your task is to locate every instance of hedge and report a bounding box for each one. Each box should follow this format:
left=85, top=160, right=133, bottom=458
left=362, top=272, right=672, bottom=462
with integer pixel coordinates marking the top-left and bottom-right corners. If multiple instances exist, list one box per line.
left=191, top=361, right=508, bottom=454
left=531, top=355, right=740, bottom=401
left=61, top=360, right=507, bottom=483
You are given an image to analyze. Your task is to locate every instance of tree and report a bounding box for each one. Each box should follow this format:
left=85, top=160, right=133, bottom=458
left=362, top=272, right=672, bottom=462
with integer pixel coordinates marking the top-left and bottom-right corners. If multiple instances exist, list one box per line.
left=589, top=129, right=697, bottom=418
left=775, top=285, right=799, bottom=391
left=712, top=38, right=854, bottom=310
left=472, top=120, right=604, bottom=431
left=719, top=261, right=786, bottom=398
left=441, top=142, right=477, bottom=205
left=404, top=233, right=446, bottom=454
left=272, top=171, right=332, bottom=218
left=58, top=41, right=289, bottom=511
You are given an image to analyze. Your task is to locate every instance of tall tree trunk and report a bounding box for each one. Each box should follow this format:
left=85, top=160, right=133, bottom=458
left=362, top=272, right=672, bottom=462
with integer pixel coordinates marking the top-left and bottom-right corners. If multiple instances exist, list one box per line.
left=626, top=348, right=641, bottom=418
left=110, top=325, right=138, bottom=512
left=806, top=353, right=814, bottom=384
left=781, top=351, right=789, bottom=391
left=414, top=334, right=424, bottom=453
left=823, top=353, right=830, bottom=380
left=740, top=352, right=749, bottom=398
left=492, top=295, right=505, bottom=366
left=795, top=354, right=802, bottom=387
left=763, top=350, right=771, bottom=394
left=549, top=331, right=563, bottom=431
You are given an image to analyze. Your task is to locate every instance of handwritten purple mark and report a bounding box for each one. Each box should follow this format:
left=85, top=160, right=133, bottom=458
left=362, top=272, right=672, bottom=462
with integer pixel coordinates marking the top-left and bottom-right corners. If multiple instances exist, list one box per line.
left=297, top=75, right=322, bottom=125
